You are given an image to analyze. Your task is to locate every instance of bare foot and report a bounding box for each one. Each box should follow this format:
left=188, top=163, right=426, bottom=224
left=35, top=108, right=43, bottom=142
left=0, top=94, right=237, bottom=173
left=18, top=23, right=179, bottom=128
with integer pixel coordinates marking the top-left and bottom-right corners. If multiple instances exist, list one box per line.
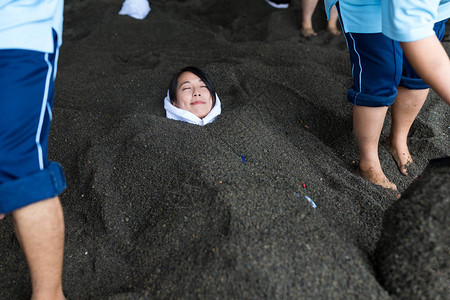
left=301, top=27, right=317, bottom=37
left=327, top=26, right=341, bottom=35
left=0, top=214, right=4, bottom=220
left=386, top=137, right=417, bottom=177
left=357, top=166, right=398, bottom=191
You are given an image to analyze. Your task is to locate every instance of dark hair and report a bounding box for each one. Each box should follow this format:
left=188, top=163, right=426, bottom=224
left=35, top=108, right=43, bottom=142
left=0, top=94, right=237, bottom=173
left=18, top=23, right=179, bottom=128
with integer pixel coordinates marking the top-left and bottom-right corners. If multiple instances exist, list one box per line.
left=169, top=66, right=216, bottom=105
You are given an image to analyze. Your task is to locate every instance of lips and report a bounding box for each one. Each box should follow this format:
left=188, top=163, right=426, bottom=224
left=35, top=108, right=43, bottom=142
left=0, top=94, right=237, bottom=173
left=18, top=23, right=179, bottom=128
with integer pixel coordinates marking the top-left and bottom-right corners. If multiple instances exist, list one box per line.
left=191, top=101, right=205, bottom=105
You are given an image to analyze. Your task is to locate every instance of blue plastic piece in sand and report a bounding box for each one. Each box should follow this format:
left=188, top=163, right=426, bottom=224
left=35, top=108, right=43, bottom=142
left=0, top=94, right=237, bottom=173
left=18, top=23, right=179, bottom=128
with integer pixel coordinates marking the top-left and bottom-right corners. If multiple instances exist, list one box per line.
left=305, top=195, right=317, bottom=208
left=295, top=192, right=317, bottom=208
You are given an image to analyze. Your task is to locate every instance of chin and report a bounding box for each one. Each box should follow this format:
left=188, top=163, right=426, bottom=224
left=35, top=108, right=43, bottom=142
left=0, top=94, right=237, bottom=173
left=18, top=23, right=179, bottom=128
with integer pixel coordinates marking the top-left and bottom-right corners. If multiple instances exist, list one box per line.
left=195, top=112, right=209, bottom=119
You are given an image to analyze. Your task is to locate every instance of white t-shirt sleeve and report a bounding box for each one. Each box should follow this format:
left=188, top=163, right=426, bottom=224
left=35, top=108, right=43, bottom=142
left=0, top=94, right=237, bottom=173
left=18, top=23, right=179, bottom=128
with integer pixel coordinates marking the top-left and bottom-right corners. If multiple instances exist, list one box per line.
left=382, top=0, right=439, bottom=42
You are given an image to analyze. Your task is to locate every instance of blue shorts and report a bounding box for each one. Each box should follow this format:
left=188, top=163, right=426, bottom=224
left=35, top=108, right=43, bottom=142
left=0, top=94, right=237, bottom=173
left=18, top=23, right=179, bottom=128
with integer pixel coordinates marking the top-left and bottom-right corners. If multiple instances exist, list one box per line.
left=337, top=5, right=448, bottom=107
left=0, top=39, right=66, bottom=214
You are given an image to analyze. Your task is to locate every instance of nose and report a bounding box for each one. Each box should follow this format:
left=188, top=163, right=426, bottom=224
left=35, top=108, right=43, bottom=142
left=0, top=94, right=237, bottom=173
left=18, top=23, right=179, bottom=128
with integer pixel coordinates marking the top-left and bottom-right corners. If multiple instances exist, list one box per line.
left=193, top=87, right=201, bottom=97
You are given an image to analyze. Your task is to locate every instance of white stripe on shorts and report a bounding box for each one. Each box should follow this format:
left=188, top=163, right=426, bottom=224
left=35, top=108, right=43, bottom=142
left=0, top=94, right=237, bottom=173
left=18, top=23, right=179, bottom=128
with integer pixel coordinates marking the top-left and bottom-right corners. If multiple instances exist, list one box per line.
left=349, top=32, right=362, bottom=103
left=35, top=53, right=53, bottom=170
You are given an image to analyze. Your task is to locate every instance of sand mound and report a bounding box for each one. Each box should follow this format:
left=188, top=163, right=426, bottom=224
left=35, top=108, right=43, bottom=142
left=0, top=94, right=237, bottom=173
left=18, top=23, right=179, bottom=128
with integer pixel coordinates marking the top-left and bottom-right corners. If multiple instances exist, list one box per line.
left=375, top=157, right=450, bottom=299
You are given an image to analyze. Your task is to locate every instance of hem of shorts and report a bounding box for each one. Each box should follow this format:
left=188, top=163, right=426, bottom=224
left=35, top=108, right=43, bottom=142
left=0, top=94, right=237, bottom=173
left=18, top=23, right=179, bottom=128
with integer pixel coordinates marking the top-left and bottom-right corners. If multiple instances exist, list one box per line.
left=0, top=161, right=66, bottom=214
left=347, top=87, right=397, bottom=107
left=399, top=75, right=429, bottom=90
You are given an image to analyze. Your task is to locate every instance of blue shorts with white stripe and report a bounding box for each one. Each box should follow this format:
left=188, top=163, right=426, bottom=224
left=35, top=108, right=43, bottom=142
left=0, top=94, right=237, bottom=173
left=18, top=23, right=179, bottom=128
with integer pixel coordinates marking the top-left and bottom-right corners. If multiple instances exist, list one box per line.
left=0, top=38, right=66, bottom=214
left=337, top=3, right=448, bottom=107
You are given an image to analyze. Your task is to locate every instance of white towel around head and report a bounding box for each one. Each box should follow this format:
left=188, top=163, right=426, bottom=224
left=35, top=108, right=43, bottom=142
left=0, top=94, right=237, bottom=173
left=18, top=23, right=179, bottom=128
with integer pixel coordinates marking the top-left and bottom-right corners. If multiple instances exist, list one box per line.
left=118, top=0, right=151, bottom=20
left=164, top=90, right=221, bottom=126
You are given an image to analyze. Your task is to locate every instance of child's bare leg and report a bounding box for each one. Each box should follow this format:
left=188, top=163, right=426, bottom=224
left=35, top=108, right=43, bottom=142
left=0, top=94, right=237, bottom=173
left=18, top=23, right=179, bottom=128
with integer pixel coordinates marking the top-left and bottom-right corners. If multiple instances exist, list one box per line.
left=353, top=105, right=398, bottom=190
left=12, top=196, right=66, bottom=300
left=327, top=5, right=341, bottom=35
left=387, top=86, right=428, bottom=176
left=301, top=0, right=319, bottom=37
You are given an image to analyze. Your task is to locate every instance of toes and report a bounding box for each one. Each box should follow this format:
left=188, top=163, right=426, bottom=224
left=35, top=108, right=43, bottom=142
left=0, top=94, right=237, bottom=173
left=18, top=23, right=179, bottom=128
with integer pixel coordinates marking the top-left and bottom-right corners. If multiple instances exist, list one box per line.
left=327, top=27, right=341, bottom=35
left=399, top=165, right=409, bottom=176
left=357, top=166, right=398, bottom=191
left=402, top=161, right=419, bottom=178
left=385, top=181, right=398, bottom=191
left=301, top=28, right=317, bottom=37
left=385, top=141, right=414, bottom=176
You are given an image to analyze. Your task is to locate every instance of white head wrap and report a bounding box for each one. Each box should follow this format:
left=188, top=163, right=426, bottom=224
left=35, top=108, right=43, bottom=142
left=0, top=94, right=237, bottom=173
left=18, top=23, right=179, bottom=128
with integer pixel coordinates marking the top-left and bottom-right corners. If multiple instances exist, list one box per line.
left=164, top=90, right=221, bottom=126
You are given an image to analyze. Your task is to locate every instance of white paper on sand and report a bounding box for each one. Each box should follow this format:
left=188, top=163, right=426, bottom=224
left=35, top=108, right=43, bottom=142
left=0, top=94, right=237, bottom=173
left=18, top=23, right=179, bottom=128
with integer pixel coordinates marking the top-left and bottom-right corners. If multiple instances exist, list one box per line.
left=164, top=90, right=222, bottom=126
left=118, top=0, right=151, bottom=20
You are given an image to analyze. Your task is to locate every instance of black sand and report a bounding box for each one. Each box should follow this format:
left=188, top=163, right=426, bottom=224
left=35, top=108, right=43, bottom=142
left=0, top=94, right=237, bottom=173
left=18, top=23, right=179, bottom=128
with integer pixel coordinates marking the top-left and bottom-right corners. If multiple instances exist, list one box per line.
left=0, top=0, right=449, bottom=299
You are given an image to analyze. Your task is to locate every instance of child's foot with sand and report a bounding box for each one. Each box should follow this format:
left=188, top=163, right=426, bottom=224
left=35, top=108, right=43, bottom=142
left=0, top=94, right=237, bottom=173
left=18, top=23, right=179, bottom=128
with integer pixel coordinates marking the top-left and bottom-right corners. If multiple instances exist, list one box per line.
left=301, top=20, right=317, bottom=37
left=386, top=137, right=418, bottom=177
left=357, top=164, right=398, bottom=191
left=301, top=26, right=317, bottom=37
left=327, top=25, right=341, bottom=35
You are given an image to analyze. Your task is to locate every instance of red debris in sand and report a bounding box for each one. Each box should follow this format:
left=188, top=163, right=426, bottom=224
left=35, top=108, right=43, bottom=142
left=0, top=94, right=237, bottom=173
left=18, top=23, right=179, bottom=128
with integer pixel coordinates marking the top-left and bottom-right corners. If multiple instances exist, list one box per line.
left=302, top=183, right=306, bottom=188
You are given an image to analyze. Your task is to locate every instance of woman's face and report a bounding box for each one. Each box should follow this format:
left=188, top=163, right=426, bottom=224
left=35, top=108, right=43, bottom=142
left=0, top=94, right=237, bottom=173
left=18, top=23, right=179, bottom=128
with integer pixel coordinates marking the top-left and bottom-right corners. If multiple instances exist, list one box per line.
left=174, top=71, right=213, bottom=119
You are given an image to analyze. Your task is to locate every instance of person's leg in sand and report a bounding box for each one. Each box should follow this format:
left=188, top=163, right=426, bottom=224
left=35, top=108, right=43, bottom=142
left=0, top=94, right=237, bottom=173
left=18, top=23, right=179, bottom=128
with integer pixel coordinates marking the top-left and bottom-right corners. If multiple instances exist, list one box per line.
left=301, top=0, right=319, bottom=37
left=327, top=5, right=341, bottom=35
left=12, top=197, right=66, bottom=300
left=386, top=19, right=449, bottom=177
left=387, top=87, right=428, bottom=177
left=339, top=27, right=403, bottom=191
left=0, top=51, right=67, bottom=296
left=0, top=1, right=67, bottom=294
left=353, top=106, right=397, bottom=190
left=301, top=1, right=340, bottom=37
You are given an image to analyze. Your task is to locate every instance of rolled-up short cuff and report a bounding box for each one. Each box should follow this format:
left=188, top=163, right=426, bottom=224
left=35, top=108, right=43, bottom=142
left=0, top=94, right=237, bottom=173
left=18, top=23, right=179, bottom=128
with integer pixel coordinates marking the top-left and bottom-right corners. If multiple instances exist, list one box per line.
left=347, top=87, right=397, bottom=107
left=0, top=161, right=66, bottom=214
left=399, top=75, right=429, bottom=90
